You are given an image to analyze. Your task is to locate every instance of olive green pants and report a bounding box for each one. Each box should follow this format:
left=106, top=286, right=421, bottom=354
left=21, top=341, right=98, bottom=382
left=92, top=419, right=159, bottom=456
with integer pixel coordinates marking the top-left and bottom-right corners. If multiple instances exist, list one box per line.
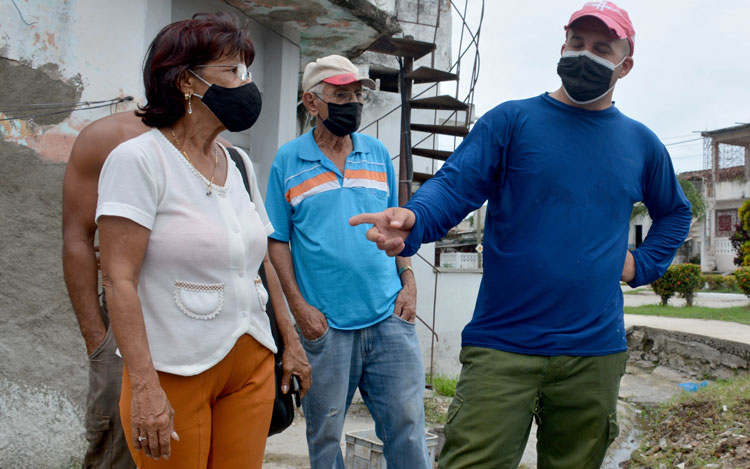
left=439, top=347, right=627, bottom=469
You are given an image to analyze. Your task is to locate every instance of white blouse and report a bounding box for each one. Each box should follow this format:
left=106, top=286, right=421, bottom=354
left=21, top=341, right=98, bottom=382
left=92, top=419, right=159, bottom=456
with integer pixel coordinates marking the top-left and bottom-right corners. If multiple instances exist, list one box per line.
left=96, top=128, right=276, bottom=376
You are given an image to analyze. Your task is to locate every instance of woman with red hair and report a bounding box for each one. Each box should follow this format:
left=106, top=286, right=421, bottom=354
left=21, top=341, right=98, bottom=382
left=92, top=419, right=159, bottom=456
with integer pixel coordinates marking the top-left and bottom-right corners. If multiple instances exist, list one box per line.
left=95, top=13, right=310, bottom=467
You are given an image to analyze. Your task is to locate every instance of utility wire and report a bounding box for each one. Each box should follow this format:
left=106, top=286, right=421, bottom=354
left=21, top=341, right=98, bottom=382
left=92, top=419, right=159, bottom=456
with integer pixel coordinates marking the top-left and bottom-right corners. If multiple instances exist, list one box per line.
left=0, top=96, right=133, bottom=122
left=0, top=98, right=132, bottom=112
left=10, top=0, right=36, bottom=26
left=664, top=137, right=703, bottom=146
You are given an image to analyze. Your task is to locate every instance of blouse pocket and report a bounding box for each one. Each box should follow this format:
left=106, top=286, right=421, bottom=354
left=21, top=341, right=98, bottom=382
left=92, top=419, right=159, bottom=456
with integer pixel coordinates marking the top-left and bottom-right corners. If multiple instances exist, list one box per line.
left=254, top=276, right=269, bottom=313
left=174, top=281, right=224, bottom=320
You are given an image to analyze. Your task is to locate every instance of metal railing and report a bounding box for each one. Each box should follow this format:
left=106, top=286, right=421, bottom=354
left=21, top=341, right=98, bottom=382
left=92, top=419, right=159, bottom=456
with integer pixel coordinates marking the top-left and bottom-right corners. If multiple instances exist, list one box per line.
left=360, top=0, right=485, bottom=163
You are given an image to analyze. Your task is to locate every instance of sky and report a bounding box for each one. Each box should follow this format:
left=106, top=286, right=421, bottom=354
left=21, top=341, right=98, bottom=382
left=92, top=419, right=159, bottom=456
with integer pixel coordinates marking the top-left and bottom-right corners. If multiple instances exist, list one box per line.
left=452, top=0, right=750, bottom=174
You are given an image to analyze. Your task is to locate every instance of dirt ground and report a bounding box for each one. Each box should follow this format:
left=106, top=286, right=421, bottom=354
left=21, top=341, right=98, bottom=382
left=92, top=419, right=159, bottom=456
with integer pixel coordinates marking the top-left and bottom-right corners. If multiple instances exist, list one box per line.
left=625, top=378, right=750, bottom=468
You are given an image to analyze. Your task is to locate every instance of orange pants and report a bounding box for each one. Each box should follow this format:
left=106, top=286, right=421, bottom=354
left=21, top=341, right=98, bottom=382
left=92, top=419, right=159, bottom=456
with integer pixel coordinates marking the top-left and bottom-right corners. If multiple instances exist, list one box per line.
left=120, top=334, right=274, bottom=468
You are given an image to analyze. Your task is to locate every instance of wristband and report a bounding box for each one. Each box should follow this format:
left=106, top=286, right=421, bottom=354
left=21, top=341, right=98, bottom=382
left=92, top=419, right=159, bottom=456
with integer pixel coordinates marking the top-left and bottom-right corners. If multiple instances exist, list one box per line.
left=397, top=265, right=413, bottom=276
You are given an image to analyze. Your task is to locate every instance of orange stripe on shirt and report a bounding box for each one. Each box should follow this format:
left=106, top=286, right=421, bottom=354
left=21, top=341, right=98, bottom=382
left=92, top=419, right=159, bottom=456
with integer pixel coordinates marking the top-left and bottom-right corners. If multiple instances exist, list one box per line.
left=286, top=171, right=338, bottom=202
left=345, top=169, right=387, bottom=183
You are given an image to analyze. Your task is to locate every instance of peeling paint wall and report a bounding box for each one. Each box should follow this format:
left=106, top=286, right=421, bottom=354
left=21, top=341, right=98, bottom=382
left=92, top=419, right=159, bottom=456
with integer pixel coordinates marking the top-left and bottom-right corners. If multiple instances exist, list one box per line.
left=0, top=0, right=160, bottom=162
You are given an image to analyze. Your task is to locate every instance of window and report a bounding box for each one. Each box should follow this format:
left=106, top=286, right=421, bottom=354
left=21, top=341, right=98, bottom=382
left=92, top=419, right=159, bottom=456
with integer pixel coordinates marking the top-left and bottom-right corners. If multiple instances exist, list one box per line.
left=716, top=209, right=739, bottom=238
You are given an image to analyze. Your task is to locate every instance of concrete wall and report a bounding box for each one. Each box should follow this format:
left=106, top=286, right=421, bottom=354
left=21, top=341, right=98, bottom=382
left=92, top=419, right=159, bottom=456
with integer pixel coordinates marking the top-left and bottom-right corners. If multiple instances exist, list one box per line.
left=412, top=244, right=482, bottom=379
left=714, top=179, right=750, bottom=201
left=628, top=326, right=750, bottom=380
left=0, top=1, right=299, bottom=465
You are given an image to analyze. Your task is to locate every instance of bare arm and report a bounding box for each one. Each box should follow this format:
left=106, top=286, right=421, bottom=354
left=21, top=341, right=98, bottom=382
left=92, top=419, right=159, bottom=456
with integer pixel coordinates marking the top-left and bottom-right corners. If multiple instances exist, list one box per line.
left=393, top=256, right=417, bottom=322
left=62, top=128, right=110, bottom=355
left=62, top=112, right=149, bottom=355
left=267, top=239, right=328, bottom=340
left=262, top=254, right=311, bottom=397
left=99, top=215, right=175, bottom=460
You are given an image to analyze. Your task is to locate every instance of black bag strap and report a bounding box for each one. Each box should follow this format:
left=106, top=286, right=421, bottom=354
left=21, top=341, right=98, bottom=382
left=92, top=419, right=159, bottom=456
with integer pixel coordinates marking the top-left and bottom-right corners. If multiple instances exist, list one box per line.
left=227, top=147, right=285, bottom=358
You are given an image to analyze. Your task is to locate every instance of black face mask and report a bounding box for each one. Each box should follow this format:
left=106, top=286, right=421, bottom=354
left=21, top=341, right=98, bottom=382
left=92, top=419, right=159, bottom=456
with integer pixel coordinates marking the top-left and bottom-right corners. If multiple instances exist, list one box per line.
left=319, top=101, right=362, bottom=137
left=556, top=50, right=624, bottom=105
left=190, top=70, right=262, bottom=132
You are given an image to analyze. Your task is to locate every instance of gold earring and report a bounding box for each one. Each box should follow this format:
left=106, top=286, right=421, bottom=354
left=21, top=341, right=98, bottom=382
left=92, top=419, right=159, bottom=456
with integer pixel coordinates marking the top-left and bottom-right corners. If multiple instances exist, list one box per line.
left=186, top=92, right=192, bottom=114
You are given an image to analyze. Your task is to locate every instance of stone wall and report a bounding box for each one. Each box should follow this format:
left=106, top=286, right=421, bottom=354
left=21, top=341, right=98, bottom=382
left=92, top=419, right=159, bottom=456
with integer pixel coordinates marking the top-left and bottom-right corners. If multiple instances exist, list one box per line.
left=627, top=326, right=750, bottom=380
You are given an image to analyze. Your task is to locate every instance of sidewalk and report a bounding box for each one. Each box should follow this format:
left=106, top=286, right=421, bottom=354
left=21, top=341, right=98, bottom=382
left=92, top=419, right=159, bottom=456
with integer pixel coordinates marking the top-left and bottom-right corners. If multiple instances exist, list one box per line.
left=624, top=314, right=750, bottom=345
left=623, top=288, right=750, bottom=345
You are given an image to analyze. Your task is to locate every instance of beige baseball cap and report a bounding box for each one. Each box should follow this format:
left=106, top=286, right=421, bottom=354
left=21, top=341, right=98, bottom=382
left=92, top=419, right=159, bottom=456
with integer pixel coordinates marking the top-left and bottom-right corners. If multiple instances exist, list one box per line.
left=302, top=55, right=376, bottom=92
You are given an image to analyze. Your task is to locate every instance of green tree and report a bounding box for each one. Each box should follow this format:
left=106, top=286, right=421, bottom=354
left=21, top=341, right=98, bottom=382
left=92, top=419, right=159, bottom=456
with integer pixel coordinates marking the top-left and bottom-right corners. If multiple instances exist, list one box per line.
left=630, top=178, right=704, bottom=221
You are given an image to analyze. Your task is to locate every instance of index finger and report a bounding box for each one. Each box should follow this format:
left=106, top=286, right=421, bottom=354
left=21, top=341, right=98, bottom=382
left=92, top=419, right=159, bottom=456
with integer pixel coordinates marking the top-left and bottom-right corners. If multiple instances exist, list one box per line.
left=349, top=212, right=378, bottom=227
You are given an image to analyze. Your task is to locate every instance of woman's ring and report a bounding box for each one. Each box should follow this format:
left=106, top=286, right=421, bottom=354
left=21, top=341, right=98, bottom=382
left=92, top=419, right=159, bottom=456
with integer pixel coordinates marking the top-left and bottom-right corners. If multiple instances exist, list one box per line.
left=137, top=436, right=148, bottom=442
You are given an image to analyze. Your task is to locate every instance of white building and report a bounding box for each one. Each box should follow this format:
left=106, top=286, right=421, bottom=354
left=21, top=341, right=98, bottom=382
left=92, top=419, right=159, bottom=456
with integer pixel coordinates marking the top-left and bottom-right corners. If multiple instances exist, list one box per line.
left=682, top=123, right=750, bottom=273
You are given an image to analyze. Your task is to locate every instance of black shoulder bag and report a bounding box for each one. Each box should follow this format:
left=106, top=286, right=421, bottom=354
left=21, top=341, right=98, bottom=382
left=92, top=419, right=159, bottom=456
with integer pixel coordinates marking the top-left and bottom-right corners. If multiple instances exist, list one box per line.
left=227, top=147, right=300, bottom=436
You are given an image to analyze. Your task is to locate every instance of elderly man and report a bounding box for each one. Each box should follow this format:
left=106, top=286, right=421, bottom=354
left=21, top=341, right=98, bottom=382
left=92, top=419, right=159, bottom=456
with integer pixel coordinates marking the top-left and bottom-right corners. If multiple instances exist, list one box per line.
left=351, top=3, right=692, bottom=468
left=265, top=55, right=430, bottom=469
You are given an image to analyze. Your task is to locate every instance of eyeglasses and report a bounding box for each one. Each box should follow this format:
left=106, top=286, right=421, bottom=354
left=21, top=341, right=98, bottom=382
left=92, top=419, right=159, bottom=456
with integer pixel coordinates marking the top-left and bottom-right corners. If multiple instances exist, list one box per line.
left=193, top=63, right=250, bottom=81
left=313, top=90, right=371, bottom=104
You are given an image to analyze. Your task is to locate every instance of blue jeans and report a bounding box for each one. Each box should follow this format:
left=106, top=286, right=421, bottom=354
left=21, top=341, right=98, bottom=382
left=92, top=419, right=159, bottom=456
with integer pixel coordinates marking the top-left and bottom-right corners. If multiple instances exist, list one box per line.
left=299, top=313, right=430, bottom=469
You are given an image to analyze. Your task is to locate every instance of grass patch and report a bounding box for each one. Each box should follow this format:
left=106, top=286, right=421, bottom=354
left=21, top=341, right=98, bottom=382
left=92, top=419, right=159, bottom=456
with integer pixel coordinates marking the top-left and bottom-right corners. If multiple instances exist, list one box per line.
left=629, top=375, right=750, bottom=468
left=624, top=305, right=750, bottom=325
left=431, top=374, right=458, bottom=398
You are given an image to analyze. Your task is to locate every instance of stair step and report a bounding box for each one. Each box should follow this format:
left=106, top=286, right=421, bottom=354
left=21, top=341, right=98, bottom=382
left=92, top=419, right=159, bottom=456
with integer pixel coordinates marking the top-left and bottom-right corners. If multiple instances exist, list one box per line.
left=410, top=123, right=470, bottom=137
left=411, top=148, right=452, bottom=161
left=406, top=67, right=458, bottom=84
left=410, top=95, right=469, bottom=111
left=413, top=172, right=434, bottom=184
left=369, top=65, right=400, bottom=93
left=367, top=36, right=436, bottom=59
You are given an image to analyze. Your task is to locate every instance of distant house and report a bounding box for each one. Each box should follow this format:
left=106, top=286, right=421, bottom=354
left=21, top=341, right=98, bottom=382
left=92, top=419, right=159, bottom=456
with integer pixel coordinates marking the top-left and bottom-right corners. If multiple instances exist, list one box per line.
left=682, top=124, right=750, bottom=272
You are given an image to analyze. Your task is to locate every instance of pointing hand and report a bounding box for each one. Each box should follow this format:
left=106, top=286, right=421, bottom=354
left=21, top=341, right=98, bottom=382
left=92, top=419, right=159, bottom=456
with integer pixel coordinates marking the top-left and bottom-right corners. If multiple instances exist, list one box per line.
left=349, top=207, right=416, bottom=257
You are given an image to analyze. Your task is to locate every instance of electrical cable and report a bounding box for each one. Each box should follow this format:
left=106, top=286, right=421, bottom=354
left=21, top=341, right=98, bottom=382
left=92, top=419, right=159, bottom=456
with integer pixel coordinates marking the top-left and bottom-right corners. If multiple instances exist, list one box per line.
left=10, top=0, right=36, bottom=26
left=0, top=96, right=133, bottom=122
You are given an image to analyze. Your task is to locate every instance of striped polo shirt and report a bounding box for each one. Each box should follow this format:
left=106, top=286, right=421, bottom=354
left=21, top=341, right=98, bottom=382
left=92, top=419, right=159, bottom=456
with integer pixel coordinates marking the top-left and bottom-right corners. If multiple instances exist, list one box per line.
left=265, top=129, right=402, bottom=330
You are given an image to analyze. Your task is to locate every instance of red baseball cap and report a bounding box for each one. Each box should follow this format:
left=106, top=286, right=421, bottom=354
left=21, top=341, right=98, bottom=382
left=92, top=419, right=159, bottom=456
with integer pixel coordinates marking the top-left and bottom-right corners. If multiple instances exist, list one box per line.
left=565, top=1, right=635, bottom=55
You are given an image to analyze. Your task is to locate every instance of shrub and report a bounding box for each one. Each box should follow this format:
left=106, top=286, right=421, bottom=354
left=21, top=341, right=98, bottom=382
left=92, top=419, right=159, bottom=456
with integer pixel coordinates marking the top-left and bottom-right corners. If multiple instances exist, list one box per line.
left=704, top=274, right=724, bottom=290
left=651, top=268, right=676, bottom=306
left=651, top=264, right=703, bottom=306
left=671, top=264, right=703, bottom=306
left=704, top=274, right=740, bottom=292
left=734, top=268, right=750, bottom=298
left=731, top=201, right=750, bottom=266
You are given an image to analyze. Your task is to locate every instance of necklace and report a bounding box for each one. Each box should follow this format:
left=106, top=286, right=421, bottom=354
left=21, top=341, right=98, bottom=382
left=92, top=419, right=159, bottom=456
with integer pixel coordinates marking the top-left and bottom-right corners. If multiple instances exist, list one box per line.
left=169, top=127, right=219, bottom=196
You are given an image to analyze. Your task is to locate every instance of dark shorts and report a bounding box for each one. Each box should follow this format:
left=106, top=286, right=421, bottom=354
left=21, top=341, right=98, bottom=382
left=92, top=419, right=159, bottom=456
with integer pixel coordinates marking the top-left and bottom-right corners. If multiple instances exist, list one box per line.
left=82, top=299, right=135, bottom=469
left=439, top=346, right=627, bottom=469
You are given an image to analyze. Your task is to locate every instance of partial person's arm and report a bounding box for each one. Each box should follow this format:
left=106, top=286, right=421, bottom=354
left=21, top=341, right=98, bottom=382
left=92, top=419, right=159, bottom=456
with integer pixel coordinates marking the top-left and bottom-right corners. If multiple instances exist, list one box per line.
left=262, top=254, right=311, bottom=397
left=264, top=158, right=329, bottom=341
left=351, top=118, right=506, bottom=257
left=393, top=257, right=417, bottom=322
left=627, top=145, right=693, bottom=287
left=268, top=240, right=328, bottom=340
left=62, top=127, right=110, bottom=355
left=99, top=216, right=176, bottom=461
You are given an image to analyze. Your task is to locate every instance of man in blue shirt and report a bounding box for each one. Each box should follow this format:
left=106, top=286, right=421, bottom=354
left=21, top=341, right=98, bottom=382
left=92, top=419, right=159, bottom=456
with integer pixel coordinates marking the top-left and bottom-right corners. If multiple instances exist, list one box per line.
left=266, top=55, right=430, bottom=469
left=351, top=3, right=692, bottom=468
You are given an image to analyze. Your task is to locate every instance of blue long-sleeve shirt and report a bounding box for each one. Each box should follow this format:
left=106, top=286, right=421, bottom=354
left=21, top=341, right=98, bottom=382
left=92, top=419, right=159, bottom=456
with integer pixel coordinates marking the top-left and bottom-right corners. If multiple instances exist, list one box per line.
left=403, top=93, right=692, bottom=356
